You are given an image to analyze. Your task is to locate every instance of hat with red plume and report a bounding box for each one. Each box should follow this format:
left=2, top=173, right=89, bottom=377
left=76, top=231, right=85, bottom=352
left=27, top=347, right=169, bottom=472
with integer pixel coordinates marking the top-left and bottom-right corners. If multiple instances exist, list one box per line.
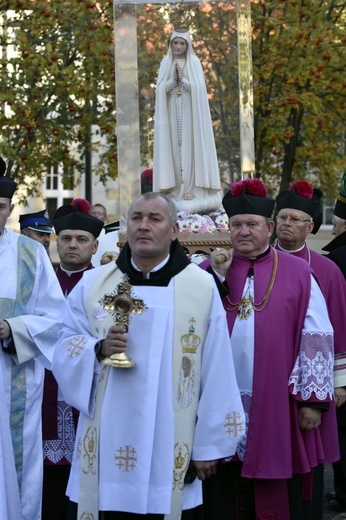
left=276, top=181, right=323, bottom=234
left=222, top=178, right=275, bottom=218
left=53, top=198, right=103, bottom=238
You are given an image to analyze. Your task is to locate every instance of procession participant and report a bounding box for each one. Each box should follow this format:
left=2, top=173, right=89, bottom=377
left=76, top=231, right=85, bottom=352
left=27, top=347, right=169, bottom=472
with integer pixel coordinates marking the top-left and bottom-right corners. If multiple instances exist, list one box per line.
left=54, top=198, right=103, bottom=294
left=42, top=198, right=104, bottom=519
left=201, top=178, right=337, bottom=520
left=275, top=180, right=346, bottom=518
left=322, top=173, right=346, bottom=512
left=53, top=192, right=244, bottom=519
left=0, top=155, right=66, bottom=520
left=19, top=209, right=52, bottom=254
left=90, top=203, right=108, bottom=224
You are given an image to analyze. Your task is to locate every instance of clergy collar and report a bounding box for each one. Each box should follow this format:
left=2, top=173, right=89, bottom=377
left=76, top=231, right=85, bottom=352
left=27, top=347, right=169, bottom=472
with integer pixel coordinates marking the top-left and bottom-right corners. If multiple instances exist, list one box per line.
left=276, top=240, right=306, bottom=254
left=248, top=244, right=271, bottom=261
left=322, top=231, right=346, bottom=252
left=58, top=263, right=91, bottom=277
left=116, top=239, right=190, bottom=286
left=131, top=254, right=170, bottom=279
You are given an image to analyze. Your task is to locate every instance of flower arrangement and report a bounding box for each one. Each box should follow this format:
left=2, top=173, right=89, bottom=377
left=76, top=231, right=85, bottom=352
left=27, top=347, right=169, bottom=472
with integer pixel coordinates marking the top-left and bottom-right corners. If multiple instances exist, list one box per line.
left=177, top=208, right=229, bottom=233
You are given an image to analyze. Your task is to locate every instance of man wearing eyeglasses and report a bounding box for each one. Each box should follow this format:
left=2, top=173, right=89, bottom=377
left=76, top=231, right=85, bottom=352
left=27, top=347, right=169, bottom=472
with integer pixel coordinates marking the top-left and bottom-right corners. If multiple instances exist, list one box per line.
left=275, top=180, right=346, bottom=517
left=201, top=178, right=337, bottom=520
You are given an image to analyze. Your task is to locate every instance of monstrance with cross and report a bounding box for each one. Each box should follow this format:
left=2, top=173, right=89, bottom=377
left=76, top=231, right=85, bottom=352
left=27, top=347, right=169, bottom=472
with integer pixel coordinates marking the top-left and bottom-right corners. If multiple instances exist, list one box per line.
left=99, top=275, right=147, bottom=368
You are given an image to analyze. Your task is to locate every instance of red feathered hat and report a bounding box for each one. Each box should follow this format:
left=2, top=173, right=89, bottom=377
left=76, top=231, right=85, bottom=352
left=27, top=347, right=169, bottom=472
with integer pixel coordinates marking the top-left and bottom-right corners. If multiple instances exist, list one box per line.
left=222, top=178, right=275, bottom=218
left=53, top=198, right=104, bottom=238
left=276, top=181, right=323, bottom=234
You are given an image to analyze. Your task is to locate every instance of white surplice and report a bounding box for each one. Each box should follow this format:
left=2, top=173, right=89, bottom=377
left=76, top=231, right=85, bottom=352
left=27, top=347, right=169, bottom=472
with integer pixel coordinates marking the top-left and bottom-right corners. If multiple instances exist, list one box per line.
left=0, top=365, right=22, bottom=520
left=53, top=264, right=244, bottom=515
left=0, top=229, right=66, bottom=520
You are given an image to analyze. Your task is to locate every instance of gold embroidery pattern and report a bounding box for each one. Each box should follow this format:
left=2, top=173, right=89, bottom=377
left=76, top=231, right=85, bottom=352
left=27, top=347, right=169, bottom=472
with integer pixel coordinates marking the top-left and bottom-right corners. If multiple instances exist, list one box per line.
left=114, top=445, right=137, bottom=472
left=176, top=318, right=201, bottom=409
left=224, top=412, right=245, bottom=437
left=67, top=336, right=87, bottom=358
left=75, top=437, right=82, bottom=462
left=82, top=426, right=97, bottom=475
left=173, top=442, right=190, bottom=490
left=78, top=512, right=95, bottom=520
left=181, top=317, right=201, bottom=354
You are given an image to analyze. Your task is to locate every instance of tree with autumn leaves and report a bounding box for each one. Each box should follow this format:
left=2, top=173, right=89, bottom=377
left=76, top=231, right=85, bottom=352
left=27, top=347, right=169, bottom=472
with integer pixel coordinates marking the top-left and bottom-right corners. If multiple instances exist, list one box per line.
left=0, top=0, right=116, bottom=200
left=252, top=0, right=346, bottom=198
left=0, top=0, right=345, bottom=202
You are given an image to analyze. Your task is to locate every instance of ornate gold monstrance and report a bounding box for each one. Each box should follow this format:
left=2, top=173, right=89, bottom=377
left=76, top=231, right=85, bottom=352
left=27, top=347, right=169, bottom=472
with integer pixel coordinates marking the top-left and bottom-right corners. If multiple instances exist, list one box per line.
left=99, top=275, right=147, bottom=368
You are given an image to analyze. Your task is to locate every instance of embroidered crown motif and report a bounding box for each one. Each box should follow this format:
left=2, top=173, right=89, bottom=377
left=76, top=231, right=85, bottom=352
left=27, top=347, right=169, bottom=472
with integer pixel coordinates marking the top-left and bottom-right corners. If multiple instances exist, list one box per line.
left=173, top=443, right=190, bottom=490
left=181, top=317, right=201, bottom=354
left=175, top=447, right=186, bottom=469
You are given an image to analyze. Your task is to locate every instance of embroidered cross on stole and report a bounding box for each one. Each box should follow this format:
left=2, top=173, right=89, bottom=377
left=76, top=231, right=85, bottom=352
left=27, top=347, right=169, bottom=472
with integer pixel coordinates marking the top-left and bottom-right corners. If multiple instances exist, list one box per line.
left=78, top=263, right=213, bottom=520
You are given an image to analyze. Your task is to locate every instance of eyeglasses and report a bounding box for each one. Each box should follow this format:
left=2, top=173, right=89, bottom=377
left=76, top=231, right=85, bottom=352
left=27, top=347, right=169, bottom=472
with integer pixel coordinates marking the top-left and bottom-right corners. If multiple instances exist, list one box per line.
left=276, top=215, right=313, bottom=225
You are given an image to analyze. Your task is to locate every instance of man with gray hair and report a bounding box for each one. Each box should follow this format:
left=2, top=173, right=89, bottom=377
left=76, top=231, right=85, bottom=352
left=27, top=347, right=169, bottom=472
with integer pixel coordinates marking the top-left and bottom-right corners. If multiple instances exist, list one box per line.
left=52, top=192, right=244, bottom=520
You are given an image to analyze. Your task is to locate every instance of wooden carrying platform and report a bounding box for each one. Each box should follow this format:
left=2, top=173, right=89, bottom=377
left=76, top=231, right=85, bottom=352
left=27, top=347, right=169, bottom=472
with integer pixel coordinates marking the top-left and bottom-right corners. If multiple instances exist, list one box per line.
left=177, top=232, right=231, bottom=257
left=118, top=231, right=231, bottom=259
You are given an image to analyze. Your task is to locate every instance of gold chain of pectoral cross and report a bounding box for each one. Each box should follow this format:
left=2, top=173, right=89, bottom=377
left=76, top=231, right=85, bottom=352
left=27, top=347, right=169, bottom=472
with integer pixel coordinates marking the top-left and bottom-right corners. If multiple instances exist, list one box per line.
left=224, top=248, right=278, bottom=319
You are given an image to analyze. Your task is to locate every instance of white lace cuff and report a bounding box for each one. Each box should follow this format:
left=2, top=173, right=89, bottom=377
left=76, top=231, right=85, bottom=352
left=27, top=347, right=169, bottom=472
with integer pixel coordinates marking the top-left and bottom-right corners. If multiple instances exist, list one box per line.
left=288, top=332, right=334, bottom=400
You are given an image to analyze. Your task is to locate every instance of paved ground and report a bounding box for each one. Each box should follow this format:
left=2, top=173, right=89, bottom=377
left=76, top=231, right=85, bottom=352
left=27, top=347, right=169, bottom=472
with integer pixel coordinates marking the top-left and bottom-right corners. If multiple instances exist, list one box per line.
left=324, top=464, right=346, bottom=519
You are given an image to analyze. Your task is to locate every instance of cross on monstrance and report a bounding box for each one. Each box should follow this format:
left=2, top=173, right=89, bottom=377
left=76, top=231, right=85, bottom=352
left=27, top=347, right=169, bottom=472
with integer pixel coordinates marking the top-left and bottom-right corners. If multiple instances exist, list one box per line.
left=99, top=274, right=147, bottom=368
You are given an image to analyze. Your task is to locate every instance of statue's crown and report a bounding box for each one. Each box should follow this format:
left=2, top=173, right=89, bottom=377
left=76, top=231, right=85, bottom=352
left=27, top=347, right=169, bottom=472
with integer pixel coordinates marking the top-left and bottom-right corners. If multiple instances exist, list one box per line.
left=170, top=3, right=193, bottom=32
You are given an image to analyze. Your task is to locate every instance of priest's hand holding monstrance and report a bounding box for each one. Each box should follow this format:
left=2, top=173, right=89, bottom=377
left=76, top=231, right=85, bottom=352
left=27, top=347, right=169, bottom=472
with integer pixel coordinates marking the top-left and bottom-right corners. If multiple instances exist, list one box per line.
left=99, top=275, right=147, bottom=368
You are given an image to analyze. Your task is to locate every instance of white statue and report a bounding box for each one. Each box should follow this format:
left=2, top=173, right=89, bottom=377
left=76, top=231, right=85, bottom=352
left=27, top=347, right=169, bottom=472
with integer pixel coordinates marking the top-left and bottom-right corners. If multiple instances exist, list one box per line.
left=153, top=29, right=222, bottom=214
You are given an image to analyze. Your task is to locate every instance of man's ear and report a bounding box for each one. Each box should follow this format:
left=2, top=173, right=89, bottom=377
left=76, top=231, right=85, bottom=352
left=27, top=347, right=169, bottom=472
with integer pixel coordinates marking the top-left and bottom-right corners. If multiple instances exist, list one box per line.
left=306, top=221, right=314, bottom=236
left=172, top=222, right=180, bottom=241
left=267, top=220, right=275, bottom=237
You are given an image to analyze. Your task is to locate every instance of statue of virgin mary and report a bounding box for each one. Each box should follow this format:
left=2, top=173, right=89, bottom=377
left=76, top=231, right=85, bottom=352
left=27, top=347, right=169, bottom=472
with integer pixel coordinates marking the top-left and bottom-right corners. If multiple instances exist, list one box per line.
left=153, top=29, right=222, bottom=214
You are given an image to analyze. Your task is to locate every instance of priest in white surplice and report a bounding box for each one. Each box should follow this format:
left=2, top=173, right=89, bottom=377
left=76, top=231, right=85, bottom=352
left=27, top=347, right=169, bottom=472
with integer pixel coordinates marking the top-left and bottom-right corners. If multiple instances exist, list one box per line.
left=53, top=192, right=244, bottom=520
left=0, top=156, right=67, bottom=520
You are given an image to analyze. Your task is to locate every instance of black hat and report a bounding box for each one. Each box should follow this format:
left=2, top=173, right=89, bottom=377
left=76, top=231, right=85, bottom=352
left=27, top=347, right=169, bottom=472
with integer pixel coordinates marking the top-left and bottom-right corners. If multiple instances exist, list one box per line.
left=53, top=198, right=104, bottom=238
left=19, top=209, right=52, bottom=233
left=104, top=220, right=120, bottom=234
left=334, top=172, right=346, bottom=221
left=222, top=178, right=275, bottom=218
left=276, top=181, right=323, bottom=234
left=0, top=156, right=17, bottom=199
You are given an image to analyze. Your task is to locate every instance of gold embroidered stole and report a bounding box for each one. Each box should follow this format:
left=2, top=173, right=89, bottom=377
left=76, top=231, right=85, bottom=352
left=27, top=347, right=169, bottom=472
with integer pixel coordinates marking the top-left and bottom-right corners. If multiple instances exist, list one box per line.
left=167, top=264, right=212, bottom=520
left=78, top=262, right=213, bottom=519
